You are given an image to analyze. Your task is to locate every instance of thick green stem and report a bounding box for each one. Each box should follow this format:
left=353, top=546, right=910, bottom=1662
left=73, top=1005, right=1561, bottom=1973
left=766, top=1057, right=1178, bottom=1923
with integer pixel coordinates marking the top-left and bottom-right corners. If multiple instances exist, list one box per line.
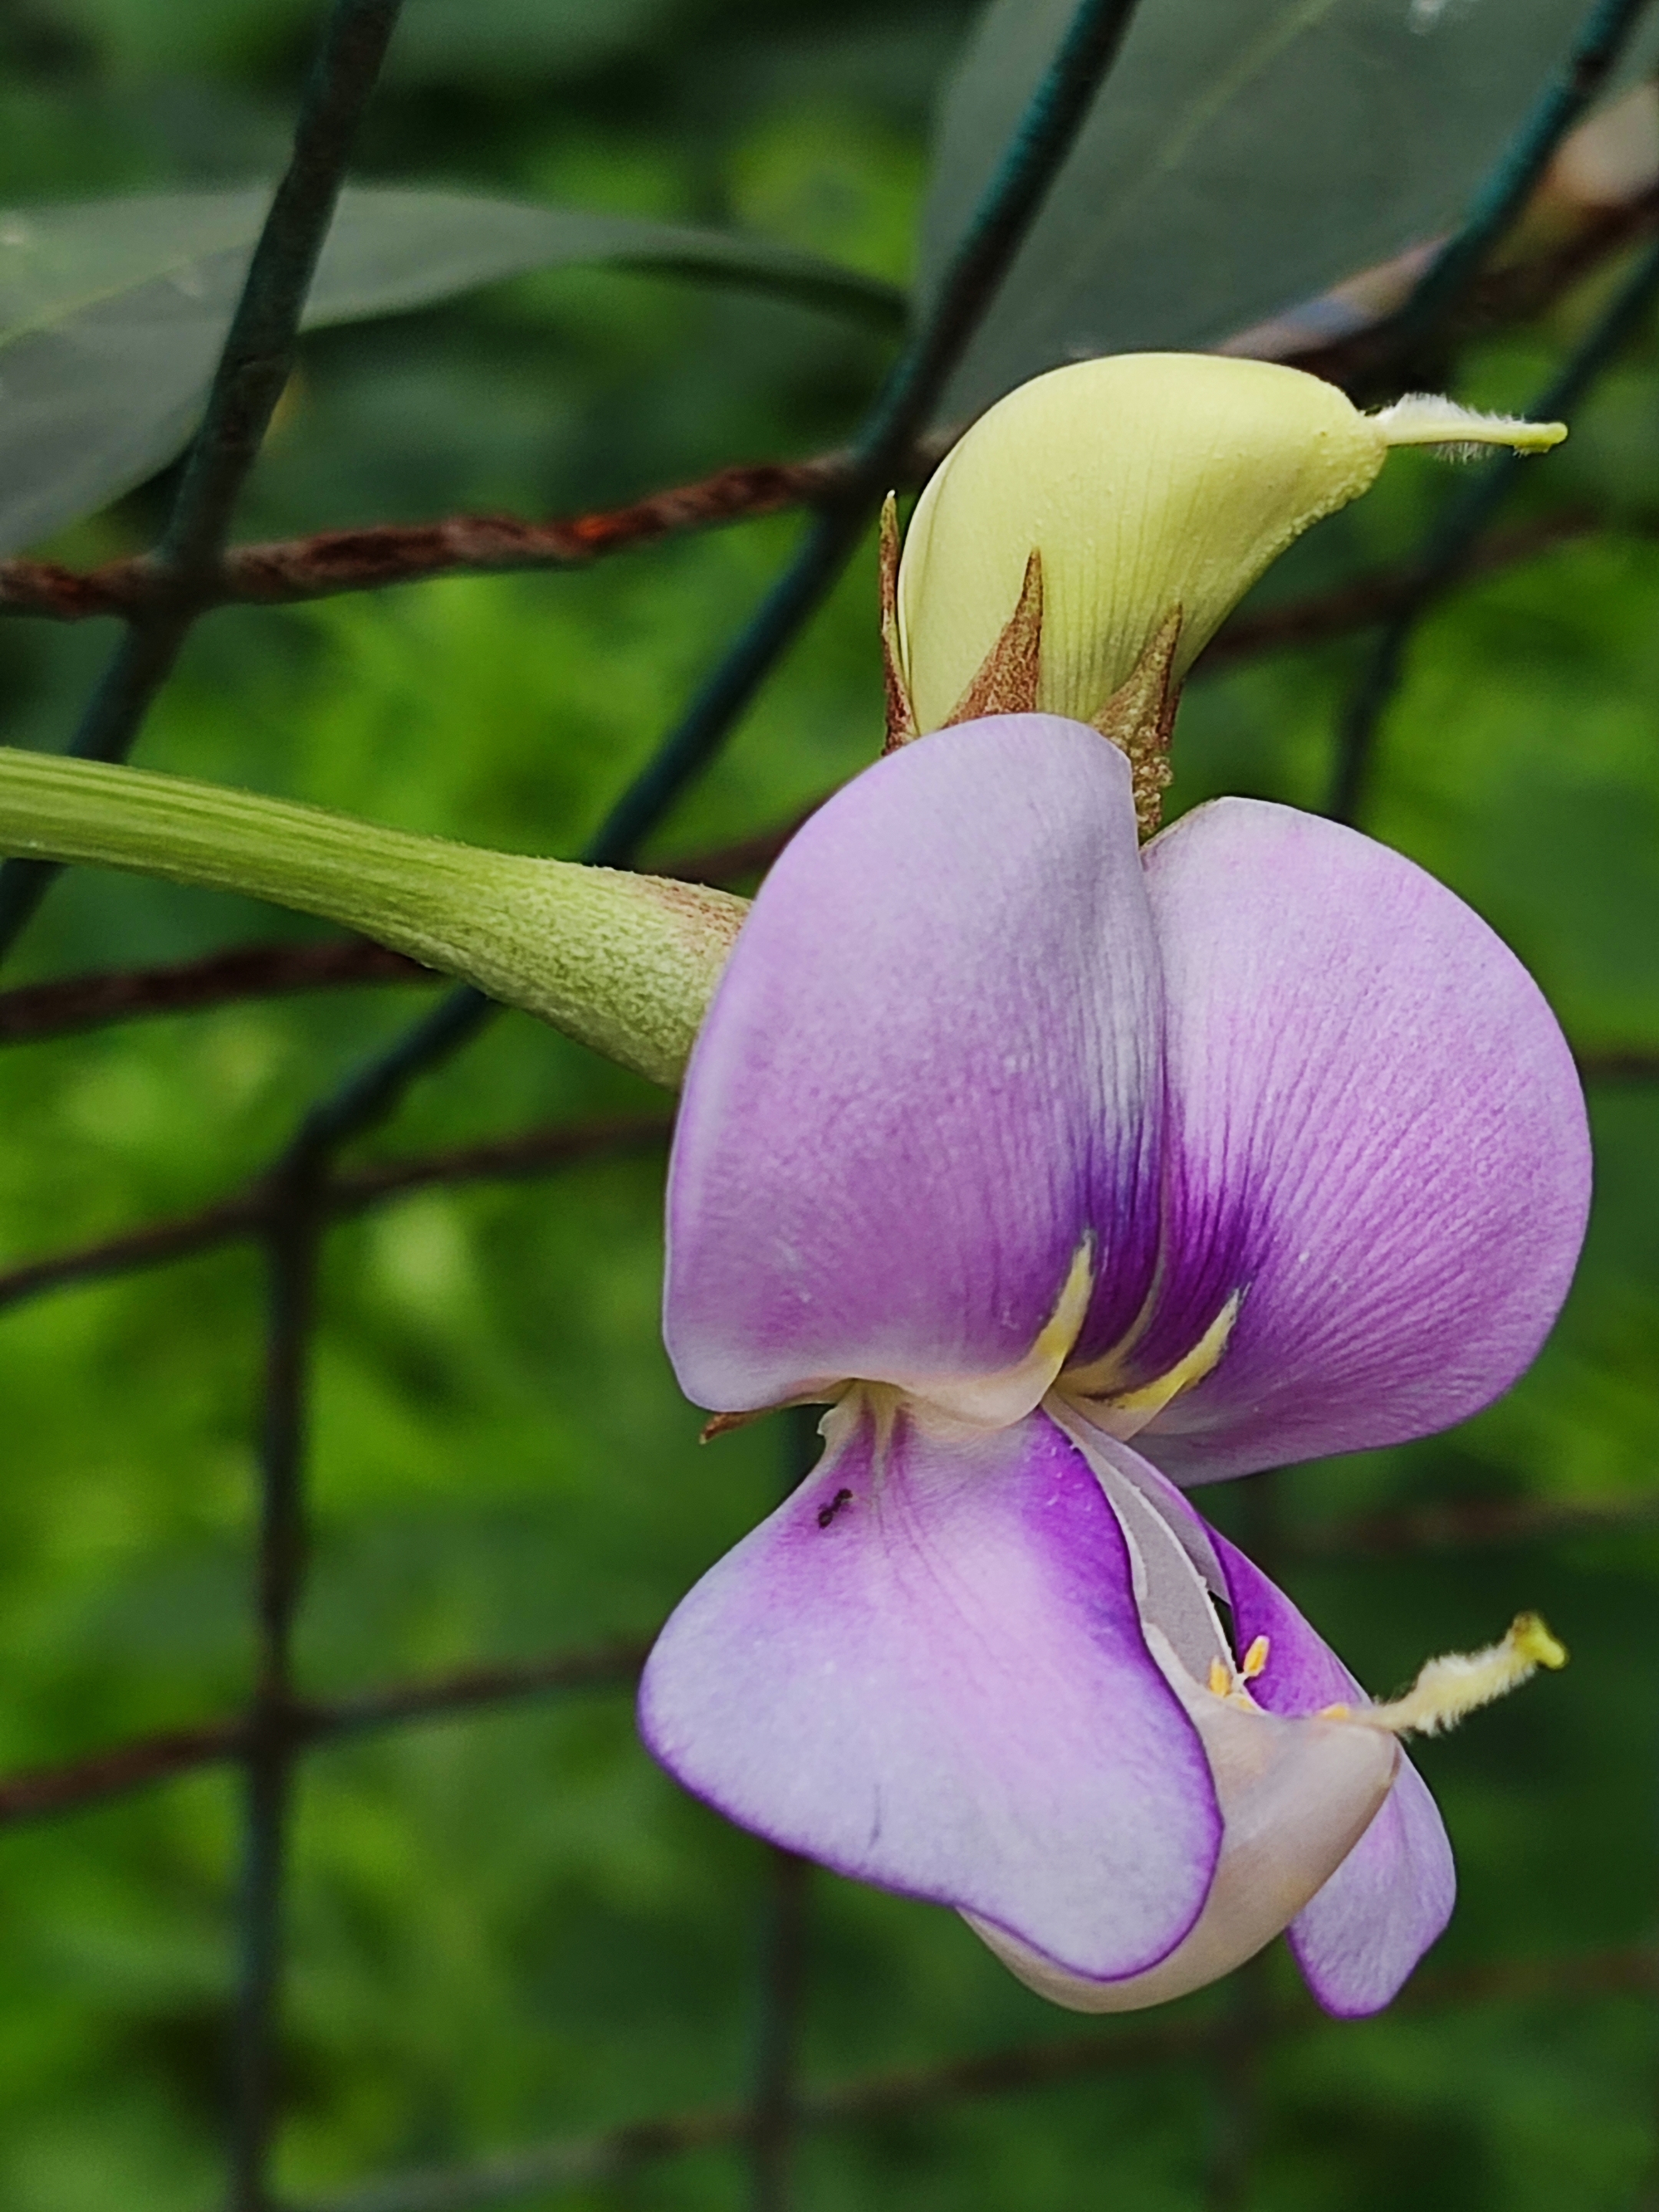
left=0, top=747, right=747, bottom=1087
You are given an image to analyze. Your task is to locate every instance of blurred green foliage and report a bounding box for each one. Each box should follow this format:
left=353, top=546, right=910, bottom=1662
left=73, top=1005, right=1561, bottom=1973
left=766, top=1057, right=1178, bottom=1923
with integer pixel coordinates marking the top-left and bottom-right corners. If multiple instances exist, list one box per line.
left=0, top=2, right=1657, bottom=2208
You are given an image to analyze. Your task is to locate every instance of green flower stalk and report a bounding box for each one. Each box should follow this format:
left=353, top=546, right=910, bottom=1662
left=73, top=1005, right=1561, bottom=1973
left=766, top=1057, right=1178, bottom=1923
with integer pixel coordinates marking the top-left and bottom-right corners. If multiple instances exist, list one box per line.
left=0, top=747, right=747, bottom=1088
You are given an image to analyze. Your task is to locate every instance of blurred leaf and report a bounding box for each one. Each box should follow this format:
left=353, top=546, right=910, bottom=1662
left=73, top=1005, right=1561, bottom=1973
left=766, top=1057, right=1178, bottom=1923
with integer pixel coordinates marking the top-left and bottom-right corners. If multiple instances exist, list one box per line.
left=0, top=184, right=906, bottom=553
left=387, top=0, right=678, bottom=84
left=303, top=186, right=908, bottom=330
left=921, top=0, right=1659, bottom=422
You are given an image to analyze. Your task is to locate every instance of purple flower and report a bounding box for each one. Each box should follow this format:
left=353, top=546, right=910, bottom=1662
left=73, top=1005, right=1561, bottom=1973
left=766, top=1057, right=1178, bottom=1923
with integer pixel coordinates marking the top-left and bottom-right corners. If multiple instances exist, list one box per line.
left=639, top=716, right=1589, bottom=2017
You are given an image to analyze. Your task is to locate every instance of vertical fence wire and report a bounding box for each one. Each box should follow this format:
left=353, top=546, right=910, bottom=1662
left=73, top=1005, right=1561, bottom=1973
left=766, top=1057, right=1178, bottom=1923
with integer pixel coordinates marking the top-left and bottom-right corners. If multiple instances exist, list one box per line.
left=0, top=0, right=417, bottom=2200
left=1330, top=225, right=1659, bottom=826
left=233, top=1167, right=329, bottom=2212
left=0, top=0, right=409, bottom=959
left=1202, top=1952, right=1270, bottom=2212
left=202, top=5, right=1156, bottom=2202
left=585, top=0, right=1148, bottom=873
left=1378, top=0, right=1658, bottom=362
left=275, top=0, right=1154, bottom=1166
left=750, top=1851, right=813, bottom=2212
left=747, top=1406, right=824, bottom=2212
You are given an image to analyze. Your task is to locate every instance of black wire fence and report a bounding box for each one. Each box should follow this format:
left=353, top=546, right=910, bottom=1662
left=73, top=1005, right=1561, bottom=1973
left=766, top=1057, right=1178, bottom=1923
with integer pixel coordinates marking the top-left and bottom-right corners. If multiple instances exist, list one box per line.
left=2, top=1, right=1658, bottom=2207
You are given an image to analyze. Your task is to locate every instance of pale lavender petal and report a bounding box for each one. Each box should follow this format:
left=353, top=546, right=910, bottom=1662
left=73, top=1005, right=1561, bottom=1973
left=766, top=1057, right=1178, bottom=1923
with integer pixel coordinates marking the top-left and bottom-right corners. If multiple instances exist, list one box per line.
left=1214, top=1530, right=1455, bottom=2017
left=968, top=1421, right=1396, bottom=2012
left=968, top=1680, right=1395, bottom=2014
left=639, top=1404, right=1220, bottom=1979
left=665, top=717, right=1164, bottom=1413
left=1133, top=799, right=1589, bottom=1482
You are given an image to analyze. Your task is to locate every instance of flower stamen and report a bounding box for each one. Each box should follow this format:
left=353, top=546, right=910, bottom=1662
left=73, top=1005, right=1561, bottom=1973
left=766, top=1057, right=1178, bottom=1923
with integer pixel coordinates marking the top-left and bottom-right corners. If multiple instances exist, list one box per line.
left=1368, top=394, right=1567, bottom=460
left=1205, top=1634, right=1270, bottom=1706
left=1321, top=1612, right=1567, bottom=1738
left=1064, top=1289, right=1242, bottom=1439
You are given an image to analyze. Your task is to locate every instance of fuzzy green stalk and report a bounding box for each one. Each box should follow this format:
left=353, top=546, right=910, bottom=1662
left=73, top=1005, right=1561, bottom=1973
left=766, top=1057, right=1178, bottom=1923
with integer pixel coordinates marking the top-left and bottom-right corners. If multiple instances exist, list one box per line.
left=0, top=747, right=747, bottom=1088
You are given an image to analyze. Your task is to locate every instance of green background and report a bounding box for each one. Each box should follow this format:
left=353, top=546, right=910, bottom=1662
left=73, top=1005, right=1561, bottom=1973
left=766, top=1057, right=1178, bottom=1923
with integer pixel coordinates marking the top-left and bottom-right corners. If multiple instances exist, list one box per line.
left=0, top=1, right=1656, bottom=2205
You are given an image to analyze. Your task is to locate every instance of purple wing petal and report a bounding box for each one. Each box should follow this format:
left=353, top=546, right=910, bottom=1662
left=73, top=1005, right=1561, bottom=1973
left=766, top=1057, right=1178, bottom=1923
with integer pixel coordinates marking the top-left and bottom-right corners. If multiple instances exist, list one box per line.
left=967, top=1681, right=1396, bottom=2014
left=639, top=1403, right=1220, bottom=1981
left=1133, top=799, right=1589, bottom=1482
left=1214, top=1529, right=1455, bottom=2017
left=967, top=1422, right=1397, bottom=2013
left=665, top=717, right=1164, bottom=1413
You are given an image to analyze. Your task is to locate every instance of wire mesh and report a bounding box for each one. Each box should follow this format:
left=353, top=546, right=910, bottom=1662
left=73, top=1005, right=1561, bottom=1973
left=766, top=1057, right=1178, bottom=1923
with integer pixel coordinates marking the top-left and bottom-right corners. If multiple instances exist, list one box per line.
left=0, top=0, right=1656, bottom=2205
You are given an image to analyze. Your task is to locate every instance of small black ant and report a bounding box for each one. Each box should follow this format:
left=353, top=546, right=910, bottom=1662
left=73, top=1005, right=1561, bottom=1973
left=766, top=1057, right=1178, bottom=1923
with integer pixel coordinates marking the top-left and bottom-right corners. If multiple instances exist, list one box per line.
left=816, top=1487, right=853, bottom=1529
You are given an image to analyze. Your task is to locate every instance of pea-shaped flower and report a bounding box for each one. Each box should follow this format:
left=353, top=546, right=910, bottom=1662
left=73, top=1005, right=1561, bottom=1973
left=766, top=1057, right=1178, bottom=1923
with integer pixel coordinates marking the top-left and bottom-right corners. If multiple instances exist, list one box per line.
left=640, top=717, right=1587, bottom=2016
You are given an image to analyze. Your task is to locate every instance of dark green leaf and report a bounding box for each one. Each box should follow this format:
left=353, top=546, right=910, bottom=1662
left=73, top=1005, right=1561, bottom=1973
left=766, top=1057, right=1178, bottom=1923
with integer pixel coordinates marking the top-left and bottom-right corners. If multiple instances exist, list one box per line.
left=922, top=0, right=1659, bottom=422
left=0, top=185, right=905, bottom=553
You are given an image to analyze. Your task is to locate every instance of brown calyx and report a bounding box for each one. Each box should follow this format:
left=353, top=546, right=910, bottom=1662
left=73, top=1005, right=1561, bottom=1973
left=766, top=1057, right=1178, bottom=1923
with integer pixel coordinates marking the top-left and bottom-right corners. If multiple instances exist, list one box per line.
left=940, top=548, right=1045, bottom=727
left=1091, top=607, right=1183, bottom=840
left=879, top=494, right=919, bottom=753
left=700, top=1408, right=769, bottom=1442
left=882, top=528, right=1046, bottom=753
left=876, top=512, right=1183, bottom=839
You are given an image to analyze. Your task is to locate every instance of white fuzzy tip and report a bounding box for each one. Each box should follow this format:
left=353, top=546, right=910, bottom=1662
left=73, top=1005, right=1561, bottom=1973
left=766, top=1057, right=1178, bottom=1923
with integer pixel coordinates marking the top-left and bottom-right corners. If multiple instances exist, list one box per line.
left=1369, top=392, right=1568, bottom=460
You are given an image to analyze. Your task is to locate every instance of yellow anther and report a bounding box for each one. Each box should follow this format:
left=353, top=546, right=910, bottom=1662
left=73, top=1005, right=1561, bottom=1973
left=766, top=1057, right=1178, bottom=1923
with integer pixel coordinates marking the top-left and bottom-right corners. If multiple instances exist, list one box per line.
left=1333, top=1612, right=1568, bottom=1740
left=1207, top=1642, right=1270, bottom=1705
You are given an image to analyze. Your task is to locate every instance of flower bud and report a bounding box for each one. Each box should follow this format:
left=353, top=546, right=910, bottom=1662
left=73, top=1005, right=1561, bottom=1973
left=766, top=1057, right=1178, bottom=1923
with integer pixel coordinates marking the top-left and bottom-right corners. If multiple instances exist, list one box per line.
left=892, top=353, right=1565, bottom=736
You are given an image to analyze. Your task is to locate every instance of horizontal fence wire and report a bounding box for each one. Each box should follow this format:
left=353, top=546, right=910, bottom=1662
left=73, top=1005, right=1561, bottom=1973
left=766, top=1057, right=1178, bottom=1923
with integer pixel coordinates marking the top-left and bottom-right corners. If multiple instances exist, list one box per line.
left=0, top=0, right=1654, bottom=2205
left=0, top=1108, right=674, bottom=1342
left=2, top=498, right=1656, bottom=1058
left=0, top=452, right=881, bottom=621
left=0, top=807, right=817, bottom=1048
left=0, top=1637, right=652, bottom=1826
left=289, top=1947, right=1659, bottom=2212
left=0, top=1033, right=1652, bottom=1323
left=0, top=181, right=1651, bottom=635
left=0, top=1465, right=1649, bottom=1839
